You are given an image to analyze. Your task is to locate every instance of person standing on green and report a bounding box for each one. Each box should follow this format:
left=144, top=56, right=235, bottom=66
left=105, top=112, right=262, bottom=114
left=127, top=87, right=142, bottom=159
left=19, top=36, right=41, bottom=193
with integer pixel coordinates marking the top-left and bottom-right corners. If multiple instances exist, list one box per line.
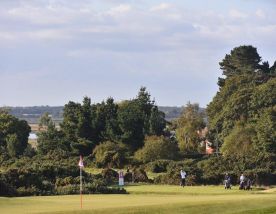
left=180, top=169, right=186, bottom=187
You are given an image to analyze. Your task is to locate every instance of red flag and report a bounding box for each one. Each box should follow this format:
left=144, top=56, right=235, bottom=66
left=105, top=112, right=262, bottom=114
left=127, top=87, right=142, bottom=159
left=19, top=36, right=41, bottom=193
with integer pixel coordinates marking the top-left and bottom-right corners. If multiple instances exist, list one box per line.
left=78, top=155, right=84, bottom=168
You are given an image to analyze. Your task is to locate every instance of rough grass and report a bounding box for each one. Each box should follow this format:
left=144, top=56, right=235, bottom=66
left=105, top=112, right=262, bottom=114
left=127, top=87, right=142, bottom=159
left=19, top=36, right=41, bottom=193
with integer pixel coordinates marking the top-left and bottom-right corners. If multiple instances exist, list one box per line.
left=0, top=185, right=276, bottom=214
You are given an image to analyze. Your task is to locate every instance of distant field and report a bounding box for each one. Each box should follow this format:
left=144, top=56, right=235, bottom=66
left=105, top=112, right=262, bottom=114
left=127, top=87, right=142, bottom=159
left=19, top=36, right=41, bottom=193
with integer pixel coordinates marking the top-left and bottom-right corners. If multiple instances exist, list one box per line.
left=1, top=185, right=276, bottom=214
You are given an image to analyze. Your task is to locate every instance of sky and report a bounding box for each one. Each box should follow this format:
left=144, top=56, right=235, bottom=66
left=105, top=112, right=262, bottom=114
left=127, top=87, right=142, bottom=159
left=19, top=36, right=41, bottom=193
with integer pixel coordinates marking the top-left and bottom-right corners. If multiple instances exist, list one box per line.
left=0, top=0, right=275, bottom=107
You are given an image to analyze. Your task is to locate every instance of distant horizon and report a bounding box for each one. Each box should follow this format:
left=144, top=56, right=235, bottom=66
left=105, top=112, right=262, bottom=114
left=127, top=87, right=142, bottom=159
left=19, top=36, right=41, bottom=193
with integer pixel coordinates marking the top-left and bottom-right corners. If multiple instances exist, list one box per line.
left=1, top=103, right=194, bottom=108
left=1, top=0, right=275, bottom=107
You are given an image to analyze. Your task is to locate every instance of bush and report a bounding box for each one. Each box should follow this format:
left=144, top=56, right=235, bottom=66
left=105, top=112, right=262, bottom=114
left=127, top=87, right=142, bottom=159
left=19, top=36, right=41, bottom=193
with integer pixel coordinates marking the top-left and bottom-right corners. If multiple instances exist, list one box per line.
left=197, top=157, right=226, bottom=185
left=134, top=136, right=178, bottom=163
left=93, top=141, right=128, bottom=168
left=124, top=172, right=133, bottom=182
left=145, top=160, right=173, bottom=173
left=55, top=185, right=79, bottom=195
left=0, top=176, right=17, bottom=196
left=132, top=168, right=149, bottom=183
left=154, top=171, right=180, bottom=185
left=101, top=168, right=118, bottom=184
left=17, top=186, right=40, bottom=196
left=154, top=159, right=203, bottom=185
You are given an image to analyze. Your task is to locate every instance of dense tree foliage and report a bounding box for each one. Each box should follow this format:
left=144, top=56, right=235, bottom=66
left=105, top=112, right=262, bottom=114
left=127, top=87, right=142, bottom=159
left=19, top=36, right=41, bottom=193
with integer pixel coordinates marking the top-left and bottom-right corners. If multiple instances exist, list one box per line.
left=0, top=110, right=31, bottom=157
left=37, top=113, right=70, bottom=155
left=207, top=45, right=276, bottom=172
left=59, top=87, right=166, bottom=154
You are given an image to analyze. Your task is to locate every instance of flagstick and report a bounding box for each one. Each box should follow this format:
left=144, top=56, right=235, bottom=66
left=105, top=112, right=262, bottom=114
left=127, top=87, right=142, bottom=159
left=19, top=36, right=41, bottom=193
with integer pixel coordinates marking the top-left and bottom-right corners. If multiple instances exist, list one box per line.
left=80, top=166, right=83, bottom=209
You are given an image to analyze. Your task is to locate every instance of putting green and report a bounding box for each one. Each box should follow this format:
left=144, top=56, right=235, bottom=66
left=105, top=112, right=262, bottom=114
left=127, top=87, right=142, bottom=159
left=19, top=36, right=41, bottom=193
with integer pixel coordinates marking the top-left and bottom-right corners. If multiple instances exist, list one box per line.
left=0, top=185, right=275, bottom=214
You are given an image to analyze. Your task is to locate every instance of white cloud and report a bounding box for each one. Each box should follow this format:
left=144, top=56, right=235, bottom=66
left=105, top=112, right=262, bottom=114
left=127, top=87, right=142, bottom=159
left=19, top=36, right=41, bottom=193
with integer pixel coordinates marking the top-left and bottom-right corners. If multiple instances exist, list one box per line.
left=7, top=6, right=73, bottom=24
left=0, top=32, right=16, bottom=41
left=229, top=9, right=248, bottom=19
left=105, top=4, right=131, bottom=16
left=26, top=29, right=71, bottom=40
left=255, top=9, right=265, bottom=19
left=150, top=3, right=171, bottom=12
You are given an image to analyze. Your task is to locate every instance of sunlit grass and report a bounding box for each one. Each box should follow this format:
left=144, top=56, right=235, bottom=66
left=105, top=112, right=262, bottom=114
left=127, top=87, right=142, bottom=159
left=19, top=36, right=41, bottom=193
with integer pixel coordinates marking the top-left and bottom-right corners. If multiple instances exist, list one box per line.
left=1, top=185, right=276, bottom=214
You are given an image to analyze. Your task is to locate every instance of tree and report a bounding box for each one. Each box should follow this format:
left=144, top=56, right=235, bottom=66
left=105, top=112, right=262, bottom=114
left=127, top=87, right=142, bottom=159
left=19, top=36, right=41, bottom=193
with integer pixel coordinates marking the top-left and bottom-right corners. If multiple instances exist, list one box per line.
left=61, top=101, right=82, bottom=143
left=102, top=97, right=121, bottom=142
left=0, top=110, right=31, bottom=157
left=37, top=113, right=70, bottom=155
left=219, top=45, right=261, bottom=78
left=78, top=97, right=94, bottom=140
left=117, top=100, right=145, bottom=150
left=39, top=112, right=54, bottom=130
left=149, top=106, right=166, bottom=136
left=176, top=103, right=206, bottom=154
left=207, top=45, right=275, bottom=174
left=135, top=87, right=155, bottom=135
left=6, top=134, right=21, bottom=157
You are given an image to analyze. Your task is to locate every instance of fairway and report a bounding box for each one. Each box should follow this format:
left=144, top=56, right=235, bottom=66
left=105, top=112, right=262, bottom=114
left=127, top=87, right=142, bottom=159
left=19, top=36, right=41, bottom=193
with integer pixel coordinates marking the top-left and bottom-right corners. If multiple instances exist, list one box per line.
left=1, top=185, right=276, bottom=214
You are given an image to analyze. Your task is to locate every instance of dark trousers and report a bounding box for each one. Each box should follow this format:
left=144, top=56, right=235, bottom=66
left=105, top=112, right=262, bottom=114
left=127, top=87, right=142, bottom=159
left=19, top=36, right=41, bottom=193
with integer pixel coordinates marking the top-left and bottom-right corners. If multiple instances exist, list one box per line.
left=181, top=178, right=185, bottom=187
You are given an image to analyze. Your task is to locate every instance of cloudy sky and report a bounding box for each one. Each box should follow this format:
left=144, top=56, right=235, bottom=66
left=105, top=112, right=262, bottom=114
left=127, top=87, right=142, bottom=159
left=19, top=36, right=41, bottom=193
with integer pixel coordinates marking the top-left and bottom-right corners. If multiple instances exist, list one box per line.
left=0, top=0, right=275, bottom=107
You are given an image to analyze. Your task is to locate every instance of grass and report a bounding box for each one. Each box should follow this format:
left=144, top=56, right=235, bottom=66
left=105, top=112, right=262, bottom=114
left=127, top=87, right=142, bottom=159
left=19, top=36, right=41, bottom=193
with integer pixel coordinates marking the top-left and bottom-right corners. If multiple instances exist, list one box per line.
left=0, top=185, right=276, bottom=214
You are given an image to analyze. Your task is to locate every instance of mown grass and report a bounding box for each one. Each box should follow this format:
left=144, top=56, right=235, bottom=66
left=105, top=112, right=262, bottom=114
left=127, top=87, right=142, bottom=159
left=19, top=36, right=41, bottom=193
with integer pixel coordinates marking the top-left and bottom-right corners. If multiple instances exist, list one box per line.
left=0, top=185, right=275, bottom=214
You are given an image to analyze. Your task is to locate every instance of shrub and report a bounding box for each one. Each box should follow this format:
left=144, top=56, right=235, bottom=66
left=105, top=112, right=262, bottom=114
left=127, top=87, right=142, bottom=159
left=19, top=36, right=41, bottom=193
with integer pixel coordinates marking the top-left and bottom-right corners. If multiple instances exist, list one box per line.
left=154, top=171, right=180, bottom=185
left=93, top=141, right=128, bottom=168
left=134, top=136, right=178, bottom=163
left=132, top=168, right=149, bottom=183
left=17, top=186, right=40, bottom=196
left=0, top=176, right=17, bottom=196
left=101, top=168, right=118, bottom=184
left=124, top=172, right=133, bottom=182
left=55, top=185, right=79, bottom=195
left=197, top=157, right=226, bottom=185
left=145, top=160, right=173, bottom=173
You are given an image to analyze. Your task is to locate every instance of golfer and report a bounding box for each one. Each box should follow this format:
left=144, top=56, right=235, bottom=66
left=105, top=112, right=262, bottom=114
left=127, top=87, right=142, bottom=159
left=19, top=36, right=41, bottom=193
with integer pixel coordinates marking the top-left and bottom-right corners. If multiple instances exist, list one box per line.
left=180, top=169, right=186, bottom=187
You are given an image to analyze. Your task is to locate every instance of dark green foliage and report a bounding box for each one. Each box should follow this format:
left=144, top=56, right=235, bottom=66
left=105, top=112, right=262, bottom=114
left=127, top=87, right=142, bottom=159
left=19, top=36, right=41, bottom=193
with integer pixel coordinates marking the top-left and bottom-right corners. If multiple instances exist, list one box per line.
left=37, top=114, right=70, bottom=155
left=61, top=101, right=82, bottom=142
left=219, top=45, right=261, bottom=78
left=123, top=172, right=133, bottom=182
left=145, top=160, right=174, bottom=173
left=71, top=138, right=94, bottom=156
left=207, top=45, right=276, bottom=162
left=101, top=168, right=118, bottom=184
left=0, top=156, right=127, bottom=196
left=118, top=100, right=145, bottom=150
left=197, top=157, right=227, bottom=185
left=154, top=159, right=201, bottom=185
left=149, top=106, right=166, bottom=136
left=59, top=87, right=165, bottom=155
left=0, top=110, right=31, bottom=157
left=0, top=175, right=17, bottom=196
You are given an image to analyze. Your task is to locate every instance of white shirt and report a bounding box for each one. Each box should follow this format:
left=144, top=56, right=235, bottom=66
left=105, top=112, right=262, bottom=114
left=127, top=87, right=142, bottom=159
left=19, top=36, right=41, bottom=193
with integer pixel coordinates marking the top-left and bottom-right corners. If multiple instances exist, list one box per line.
left=240, top=175, right=245, bottom=182
left=180, top=170, right=186, bottom=179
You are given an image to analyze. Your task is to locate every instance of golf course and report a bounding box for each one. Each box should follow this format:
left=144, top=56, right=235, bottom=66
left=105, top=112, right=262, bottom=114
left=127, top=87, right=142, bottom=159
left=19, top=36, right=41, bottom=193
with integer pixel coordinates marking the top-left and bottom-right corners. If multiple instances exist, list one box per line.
left=1, top=185, right=276, bottom=214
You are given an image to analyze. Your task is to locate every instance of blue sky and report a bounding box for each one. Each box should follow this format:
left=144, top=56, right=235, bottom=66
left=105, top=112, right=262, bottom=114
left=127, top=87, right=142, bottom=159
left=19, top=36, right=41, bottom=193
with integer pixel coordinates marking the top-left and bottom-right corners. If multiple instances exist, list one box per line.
left=0, top=0, right=275, bottom=107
